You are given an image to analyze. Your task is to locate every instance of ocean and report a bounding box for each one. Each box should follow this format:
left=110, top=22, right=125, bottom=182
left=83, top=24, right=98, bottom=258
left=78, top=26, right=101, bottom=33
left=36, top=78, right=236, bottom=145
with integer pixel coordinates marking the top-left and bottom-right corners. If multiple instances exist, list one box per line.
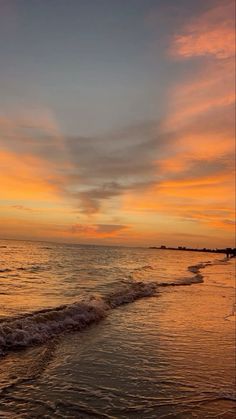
left=0, top=239, right=235, bottom=418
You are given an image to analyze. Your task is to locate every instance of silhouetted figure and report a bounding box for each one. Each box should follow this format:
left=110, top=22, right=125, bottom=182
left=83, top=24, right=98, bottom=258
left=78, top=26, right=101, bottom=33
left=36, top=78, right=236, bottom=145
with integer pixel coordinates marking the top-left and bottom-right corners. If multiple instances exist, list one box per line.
left=230, top=248, right=236, bottom=258
left=226, top=248, right=232, bottom=258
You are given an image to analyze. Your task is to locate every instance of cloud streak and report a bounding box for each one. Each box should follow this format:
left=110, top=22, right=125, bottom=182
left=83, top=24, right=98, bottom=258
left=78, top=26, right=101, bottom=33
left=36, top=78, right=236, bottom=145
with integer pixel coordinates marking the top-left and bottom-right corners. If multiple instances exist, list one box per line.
left=123, top=0, right=235, bottom=241
left=69, top=223, right=129, bottom=238
left=170, top=0, right=235, bottom=59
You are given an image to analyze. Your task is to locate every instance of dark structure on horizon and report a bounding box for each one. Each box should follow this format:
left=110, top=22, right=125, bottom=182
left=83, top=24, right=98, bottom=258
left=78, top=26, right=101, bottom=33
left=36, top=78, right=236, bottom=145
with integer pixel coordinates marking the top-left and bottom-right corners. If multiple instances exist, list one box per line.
left=149, top=246, right=236, bottom=258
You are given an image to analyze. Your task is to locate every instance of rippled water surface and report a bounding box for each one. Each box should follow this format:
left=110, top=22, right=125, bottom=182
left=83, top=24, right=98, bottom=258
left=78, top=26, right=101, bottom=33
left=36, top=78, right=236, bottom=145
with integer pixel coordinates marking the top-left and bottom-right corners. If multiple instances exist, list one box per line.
left=0, top=239, right=235, bottom=418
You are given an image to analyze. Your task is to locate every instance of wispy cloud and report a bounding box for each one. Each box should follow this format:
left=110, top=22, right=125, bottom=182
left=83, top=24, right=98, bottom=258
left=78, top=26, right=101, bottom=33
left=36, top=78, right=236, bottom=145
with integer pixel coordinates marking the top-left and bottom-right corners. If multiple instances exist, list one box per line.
left=170, top=0, right=235, bottom=59
left=123, top=0, right=235, bottom=240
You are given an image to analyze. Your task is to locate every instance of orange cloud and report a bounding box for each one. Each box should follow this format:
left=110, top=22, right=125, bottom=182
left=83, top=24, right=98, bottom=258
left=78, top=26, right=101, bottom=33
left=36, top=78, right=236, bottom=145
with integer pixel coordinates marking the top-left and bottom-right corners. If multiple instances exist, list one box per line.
left=68, top=223, right=129, bottom=239
left=170, top=1, right=235, bottom=59
left=0, top=149, right=61, bottom=201
left=165, top=0, right=235, bottom=138
left=148, top=0, right=235, bottom=240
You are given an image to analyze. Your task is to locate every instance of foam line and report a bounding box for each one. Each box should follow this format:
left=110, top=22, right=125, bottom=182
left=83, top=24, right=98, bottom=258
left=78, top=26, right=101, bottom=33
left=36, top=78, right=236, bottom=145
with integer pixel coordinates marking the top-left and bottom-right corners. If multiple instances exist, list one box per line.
left=0, top=260, right=219, bottom=355
left=0, top=282, right=157, bottom=355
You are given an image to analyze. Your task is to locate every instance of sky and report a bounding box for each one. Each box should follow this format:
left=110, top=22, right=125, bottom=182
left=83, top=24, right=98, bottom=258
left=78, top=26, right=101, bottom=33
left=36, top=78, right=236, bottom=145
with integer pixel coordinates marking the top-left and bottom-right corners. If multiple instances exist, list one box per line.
left=0, top=0, right=235, bottom=247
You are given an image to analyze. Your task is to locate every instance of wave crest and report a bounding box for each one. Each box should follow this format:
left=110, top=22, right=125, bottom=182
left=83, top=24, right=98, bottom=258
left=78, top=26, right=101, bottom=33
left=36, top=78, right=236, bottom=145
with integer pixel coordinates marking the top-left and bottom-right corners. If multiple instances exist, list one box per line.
left=0, top=282, right=157, bottom=355
left=0, top=260, right=214, bottom=355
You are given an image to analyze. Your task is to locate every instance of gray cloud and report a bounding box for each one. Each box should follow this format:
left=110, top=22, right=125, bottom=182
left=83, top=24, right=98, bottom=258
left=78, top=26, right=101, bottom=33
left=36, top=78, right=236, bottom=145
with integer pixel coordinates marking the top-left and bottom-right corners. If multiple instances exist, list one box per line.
left=1, top=118, right=169, bottom=213
left=1, top=110, right=234, bottom=216
left=62, top=121, right=173, bottom=213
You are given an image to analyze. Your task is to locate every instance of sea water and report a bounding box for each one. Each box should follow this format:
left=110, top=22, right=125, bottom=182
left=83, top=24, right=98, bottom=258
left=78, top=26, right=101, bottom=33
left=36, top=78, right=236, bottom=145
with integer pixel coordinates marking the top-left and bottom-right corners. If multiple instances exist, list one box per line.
left=0, top=239, right=235, bottom=418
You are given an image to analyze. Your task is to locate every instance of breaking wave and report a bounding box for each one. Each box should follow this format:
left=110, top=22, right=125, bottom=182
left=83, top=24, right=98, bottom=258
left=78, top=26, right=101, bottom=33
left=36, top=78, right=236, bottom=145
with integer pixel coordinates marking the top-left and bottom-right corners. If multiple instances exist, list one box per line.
left=157, top=261, right=212, bottom=287
left=0, top=259, right=217, bottom=356
left=158, top=275, right=204, bottom=286
left=0, top=282, right=157, bottom=356
left=105, top=281, right=157, bottom=308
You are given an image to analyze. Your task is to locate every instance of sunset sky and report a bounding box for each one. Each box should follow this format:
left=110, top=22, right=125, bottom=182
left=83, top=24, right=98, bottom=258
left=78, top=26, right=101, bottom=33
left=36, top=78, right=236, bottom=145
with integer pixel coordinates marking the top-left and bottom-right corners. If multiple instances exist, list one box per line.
left=0, top=0, right=235, bottom=247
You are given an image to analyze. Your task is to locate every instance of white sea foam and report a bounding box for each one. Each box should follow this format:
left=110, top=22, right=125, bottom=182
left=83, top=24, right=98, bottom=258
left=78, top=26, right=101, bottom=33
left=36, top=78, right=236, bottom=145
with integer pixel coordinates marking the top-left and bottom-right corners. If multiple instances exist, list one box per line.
left=0, top=260, right=217, bottom=355
left=105, top=281, right=157, bottom=308
left=158, top=274, right=204, bottom=286
left=0, top=282, right=157, bottom=355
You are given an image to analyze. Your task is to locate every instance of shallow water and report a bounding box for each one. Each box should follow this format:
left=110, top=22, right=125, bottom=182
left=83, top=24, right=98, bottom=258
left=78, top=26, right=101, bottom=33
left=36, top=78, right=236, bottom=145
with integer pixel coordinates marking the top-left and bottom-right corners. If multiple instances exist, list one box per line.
left=0, top=240, right=207, bottom=318
left=0, top=240, right=235, bottom=418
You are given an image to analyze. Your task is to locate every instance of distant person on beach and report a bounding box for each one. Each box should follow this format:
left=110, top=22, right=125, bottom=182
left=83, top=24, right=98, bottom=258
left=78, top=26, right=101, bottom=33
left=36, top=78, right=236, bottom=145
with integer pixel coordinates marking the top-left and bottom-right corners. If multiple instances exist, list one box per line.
left=225, top=248, right=231, bottom=258
left=225, top=248, right=236, bottom=258
left=231, top=248, right=236, bottom=258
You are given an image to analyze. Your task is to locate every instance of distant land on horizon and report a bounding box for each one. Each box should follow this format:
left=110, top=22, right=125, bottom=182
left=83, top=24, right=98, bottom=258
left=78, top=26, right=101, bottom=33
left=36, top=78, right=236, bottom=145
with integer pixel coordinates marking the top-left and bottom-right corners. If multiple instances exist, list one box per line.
left=150, top=245, right=236, bottom=256
left=1, top=237, right=235, bottom=255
